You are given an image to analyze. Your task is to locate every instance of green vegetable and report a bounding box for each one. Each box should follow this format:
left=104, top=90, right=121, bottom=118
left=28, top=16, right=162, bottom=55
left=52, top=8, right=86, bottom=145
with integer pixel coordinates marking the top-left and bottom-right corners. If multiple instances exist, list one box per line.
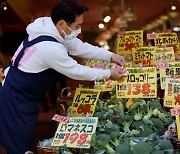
left=129, top=101, right=143, bottom=112
left=151, top=149, right=164, bottom=154
left=150, top=118, right=165, bottom=135
left=158, top=140, right=174, bottom=151
left=96, top=134, right=115, bottom=154
left=131, top=120, right=154, bottom=137
left=132, top=141, right=153, bottom=154
left=115, top=142, right=133, bottom=154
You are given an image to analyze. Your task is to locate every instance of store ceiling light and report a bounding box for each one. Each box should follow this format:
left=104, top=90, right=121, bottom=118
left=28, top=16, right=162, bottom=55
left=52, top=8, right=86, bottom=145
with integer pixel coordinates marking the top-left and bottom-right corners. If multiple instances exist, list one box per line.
left=103, top=16, right=111, bottom=23
left=123, top=5, right=137, bottom=21
left=173, top=27, right=180, bottom=32
left=171, top=5, right=176, bottom=11
left=0, top=1, right=7, bottom=11
left=98, top=23, right=104, bottom=29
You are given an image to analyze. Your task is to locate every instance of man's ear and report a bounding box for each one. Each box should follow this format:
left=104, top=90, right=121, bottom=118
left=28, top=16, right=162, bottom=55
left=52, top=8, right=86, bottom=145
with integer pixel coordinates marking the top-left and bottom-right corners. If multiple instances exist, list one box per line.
left=56, top=20, right=65, bottom=30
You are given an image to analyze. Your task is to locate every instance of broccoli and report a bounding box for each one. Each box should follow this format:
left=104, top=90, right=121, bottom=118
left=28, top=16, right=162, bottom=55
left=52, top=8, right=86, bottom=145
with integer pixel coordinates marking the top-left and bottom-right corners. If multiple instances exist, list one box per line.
left=158, top=140, right=174, bottom=151
left=96, top=134, right=115, bottom=154
left=147, top=100, right=163, bottom=111
left=150, top=118, right=165, bottom=135
left=131, top=120, right=154, bottom=137
left=132, top=141, right=153, bottom=154
left=151, top=149, right=164, bottom=154
left=115, top=142, right=133, bottom=154
left=110, top=131, right=123, bottom=146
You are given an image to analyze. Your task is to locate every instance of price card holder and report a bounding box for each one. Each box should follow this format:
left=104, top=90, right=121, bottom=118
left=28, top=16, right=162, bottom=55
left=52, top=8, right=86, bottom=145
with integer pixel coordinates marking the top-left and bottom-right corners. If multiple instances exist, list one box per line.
left=51, top=117, right=98, bottom=148
left=132, top=47, right=156, bottom=67
left=70, top=88, right=100, bottom=117
left=160, top=67, right=180, bottom=89
left=116, top=30, right=143, bottom=55
left=155, top=47, right=175, bottom=70
left=116, top=67, right=157, bottom=98
left=164, top=78, right=180, bottom=107
left=154, top=32, right=180, bottom=54
left=176, top=116, right=180, bottom=139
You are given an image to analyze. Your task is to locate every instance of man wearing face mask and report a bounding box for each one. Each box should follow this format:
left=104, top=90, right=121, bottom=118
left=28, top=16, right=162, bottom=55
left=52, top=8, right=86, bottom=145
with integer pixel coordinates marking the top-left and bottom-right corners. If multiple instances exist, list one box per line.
left=0, top=0, right=125, bottom=153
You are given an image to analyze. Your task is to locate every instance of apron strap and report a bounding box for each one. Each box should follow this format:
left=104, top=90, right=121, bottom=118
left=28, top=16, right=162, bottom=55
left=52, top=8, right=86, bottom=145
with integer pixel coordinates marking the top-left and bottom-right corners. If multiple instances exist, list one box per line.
left=13, top=35, right=59, bottom=68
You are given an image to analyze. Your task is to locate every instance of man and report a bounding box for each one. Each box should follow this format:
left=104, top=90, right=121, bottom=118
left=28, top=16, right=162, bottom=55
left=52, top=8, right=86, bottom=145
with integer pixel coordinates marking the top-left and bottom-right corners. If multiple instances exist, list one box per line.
left=0, top=0, right=125, bottom=153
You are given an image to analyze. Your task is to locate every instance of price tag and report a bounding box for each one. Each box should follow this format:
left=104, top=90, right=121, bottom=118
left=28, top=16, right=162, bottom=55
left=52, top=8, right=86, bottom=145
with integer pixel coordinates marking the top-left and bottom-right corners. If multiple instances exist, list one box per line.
left=116, top=67, right=157, bottom=98
left=160, top=67, right=180, bottom=89
left=154, top=33, right=180, bottom=54
left=176, top=116, right=180, bottom=139
left=132, top=47, right=156, bottom=67
left=52, top=114, right=69, bottom=123
left=116, top=30, right=143, bottom=55
left=147, top=33, right=158, bottom=40
left=170, top=108, right=180, bottom=116
left=71, top=88, right=100, bottom=117
left=51, top=117, right=98, bottom=148
left=95, top=79, right=117, bottom=91
left=164, top=78, right=180, bottom=107
left=155, top=47, right=175, bottom=69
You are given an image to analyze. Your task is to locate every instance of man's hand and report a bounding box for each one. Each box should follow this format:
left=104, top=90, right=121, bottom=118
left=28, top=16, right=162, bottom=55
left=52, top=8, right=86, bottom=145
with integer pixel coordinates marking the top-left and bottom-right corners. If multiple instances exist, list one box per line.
left=0, top=68, right=4, bottom=83
left=111, top=53, right=125, bottom=66
left=110, top=68, right=124, bottom=80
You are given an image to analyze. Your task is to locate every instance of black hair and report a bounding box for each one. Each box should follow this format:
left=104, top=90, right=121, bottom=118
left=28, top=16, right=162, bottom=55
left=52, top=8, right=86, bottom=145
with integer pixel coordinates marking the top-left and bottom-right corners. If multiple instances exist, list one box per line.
left=51, top=0, right=89, bottom=26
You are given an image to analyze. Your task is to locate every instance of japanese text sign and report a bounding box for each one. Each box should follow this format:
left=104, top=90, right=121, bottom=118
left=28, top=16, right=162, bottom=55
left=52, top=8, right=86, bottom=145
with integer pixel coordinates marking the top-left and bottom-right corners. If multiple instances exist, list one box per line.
left=71, top=88, right=100, bottom=117
left=155, top=47, right=175, bottom=69
left=86, top=59, right=116, bottom=91
left=116, top=67, right=157, bottom=98
left=51, top=117, right=98, bottom=148
left=160, top=67, right=180, bottom=89
left=164, top=78, right=180, bottom=107
left=154, top=33, right=180, bottom=54
left=132, top=47, right=156, bottom=67
left=116, top=30, right=143, bottom=54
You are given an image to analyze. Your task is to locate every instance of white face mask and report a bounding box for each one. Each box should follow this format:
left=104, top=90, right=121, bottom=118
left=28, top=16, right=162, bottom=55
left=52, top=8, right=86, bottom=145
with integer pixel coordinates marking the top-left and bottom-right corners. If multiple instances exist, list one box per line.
left=62, top=21, right=81, bottom=40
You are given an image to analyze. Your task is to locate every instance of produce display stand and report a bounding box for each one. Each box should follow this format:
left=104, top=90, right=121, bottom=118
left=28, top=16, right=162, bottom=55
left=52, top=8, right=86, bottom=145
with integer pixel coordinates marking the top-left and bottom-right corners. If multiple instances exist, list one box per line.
left=37, top=31, right=180, bottom=153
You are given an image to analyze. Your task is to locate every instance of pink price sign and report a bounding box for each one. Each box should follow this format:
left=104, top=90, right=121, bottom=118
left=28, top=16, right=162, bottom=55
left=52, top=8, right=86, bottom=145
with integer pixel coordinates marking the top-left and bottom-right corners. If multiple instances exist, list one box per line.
left=52, top=114, right=69, bottom=123
left=170, top=108, right=180, bottom=116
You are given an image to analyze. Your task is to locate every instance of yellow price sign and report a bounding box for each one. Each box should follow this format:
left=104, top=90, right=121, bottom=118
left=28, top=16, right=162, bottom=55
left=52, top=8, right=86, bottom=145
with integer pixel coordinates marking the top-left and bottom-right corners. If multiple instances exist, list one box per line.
left=51, top=117, right=98, bottom=148
left=71, top=88, right=100, bottom=117
left=164, top=78, right=180, bottom=107
left=95, top=79, right=116, bottom=91
left=116, top=67, right=157, bottom=98
left=154, top=33, right=180, bottom=54
left=176, top=116, right=180, bottom=139
left=155, top=47, right=175, bottom=69
left=132, top=47, right=156, bottom=67
left=116, top=30, right=143, bottom=55
left=160, top=67, right=180, bottom=89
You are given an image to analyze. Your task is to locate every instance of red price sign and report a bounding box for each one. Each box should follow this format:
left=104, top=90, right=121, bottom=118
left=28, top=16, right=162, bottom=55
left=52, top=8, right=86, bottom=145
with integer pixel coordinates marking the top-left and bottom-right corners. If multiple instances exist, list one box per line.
left=71, top=88, right=100, bottom=117
left=51, top=117, right=98, bottom=148
left=116, top=67, right=157, bottom=98
left=170, top=108, right=180, bottom=116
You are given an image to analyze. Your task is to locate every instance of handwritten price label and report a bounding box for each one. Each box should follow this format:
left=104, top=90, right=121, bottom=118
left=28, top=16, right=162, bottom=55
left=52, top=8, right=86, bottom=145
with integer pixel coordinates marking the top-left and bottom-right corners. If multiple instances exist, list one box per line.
left=116, top=30, right=143, bottom=54
left=71, top=88, right=100, bottom=117
left=116, top=67, right=157, bottom=98
left=164, top=78, right=180, bottom=107
left=160, top=67, right=180, bottom=89
left=51, top=117, right=98, bottom=148
left=155, top=47, right=175, bottom=69
left=154, top=33, right=180, bottom=54
left=132, top=47, right=155, bottom=67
